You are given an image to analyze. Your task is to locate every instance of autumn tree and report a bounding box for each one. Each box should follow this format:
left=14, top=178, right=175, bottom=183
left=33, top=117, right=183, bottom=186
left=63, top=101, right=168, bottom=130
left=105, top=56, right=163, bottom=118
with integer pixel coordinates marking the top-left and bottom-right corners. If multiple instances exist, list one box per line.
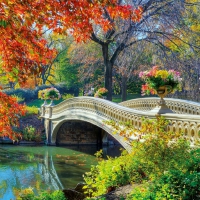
left=113, top=42, right=155, bottom=101
left=162, top=0, right=200, bottom=101
left=68, top=40, right=104, bottom=94
left=0, top=0, right=142, bottom=138
left=90, top=0, right=200, bottom=100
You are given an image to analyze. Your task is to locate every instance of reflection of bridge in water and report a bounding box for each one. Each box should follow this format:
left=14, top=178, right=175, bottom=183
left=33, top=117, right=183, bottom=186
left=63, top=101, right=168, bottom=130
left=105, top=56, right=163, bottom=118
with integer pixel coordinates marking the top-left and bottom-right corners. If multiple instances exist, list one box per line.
left=41, top=97, right=200, bottom=152
left=42, top=151, right=64, bottom=190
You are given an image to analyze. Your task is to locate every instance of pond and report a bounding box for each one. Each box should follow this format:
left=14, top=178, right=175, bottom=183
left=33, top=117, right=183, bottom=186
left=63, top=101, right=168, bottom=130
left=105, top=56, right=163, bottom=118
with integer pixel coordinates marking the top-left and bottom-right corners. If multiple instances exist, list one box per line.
left=0, top=145, right=123, bottom=200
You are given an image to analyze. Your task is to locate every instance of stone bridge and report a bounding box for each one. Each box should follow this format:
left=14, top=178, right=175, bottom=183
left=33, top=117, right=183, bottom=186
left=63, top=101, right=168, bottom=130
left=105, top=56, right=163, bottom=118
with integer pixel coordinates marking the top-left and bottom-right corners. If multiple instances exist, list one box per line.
left=41, top=97, right=200, bottom=152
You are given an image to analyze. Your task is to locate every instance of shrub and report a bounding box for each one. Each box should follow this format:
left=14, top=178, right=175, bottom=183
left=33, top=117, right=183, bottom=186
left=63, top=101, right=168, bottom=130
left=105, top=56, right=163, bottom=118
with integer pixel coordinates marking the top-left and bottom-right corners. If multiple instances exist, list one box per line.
left=106, top=116, right=190, bottom=176
left=62, top=93, right=74, bottom=100
left=16, top=187, right=66, bottom=200
left=127, top=149, right=200, bottom=200
left=4, top=88, right=35, bottom=102
left=83, top=117, right=191, bottom=198
left=83, top=150, right=145, bottom=197
left=22, top=125, right=43, bottom=142
left=3, top=83, right=78, bottom=103
left=25, top=106, right=39, bottom=116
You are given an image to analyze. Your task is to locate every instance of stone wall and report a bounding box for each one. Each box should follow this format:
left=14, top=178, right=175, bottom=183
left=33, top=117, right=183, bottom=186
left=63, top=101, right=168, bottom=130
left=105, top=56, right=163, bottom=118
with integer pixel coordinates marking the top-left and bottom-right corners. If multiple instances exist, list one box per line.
left=56, top=120, right=102, bottom=145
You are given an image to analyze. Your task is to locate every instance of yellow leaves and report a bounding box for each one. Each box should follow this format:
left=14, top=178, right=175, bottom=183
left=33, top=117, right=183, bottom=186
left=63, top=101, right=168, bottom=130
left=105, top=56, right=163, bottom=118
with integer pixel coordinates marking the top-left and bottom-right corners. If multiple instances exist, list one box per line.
left=191, top=24, right=200, bottom=32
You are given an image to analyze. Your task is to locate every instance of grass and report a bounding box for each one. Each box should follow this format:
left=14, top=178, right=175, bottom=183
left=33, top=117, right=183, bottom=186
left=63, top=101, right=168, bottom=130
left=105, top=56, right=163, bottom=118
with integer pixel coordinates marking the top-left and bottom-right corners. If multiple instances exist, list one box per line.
left=112, top=93, right=144, bottom=103
left=26, top=99, right=63, bottom=107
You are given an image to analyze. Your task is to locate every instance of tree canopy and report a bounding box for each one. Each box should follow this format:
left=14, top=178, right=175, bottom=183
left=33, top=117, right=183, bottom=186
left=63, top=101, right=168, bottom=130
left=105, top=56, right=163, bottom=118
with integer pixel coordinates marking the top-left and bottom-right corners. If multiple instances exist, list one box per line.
left=0, top=0, right=142, bottom=138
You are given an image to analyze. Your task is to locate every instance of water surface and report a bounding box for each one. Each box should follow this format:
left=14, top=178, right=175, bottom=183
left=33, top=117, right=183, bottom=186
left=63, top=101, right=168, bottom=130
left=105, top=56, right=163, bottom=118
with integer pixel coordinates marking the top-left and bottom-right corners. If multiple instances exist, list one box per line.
left=0, top=145, right=122, bottom=200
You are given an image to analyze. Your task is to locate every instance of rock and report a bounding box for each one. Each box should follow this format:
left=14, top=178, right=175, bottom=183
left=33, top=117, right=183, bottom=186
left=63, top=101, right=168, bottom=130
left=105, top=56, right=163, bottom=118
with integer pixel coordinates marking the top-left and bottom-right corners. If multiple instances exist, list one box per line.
left=62, top=182, right=87, bottom=200
left=74, top=182, right=87, bottom=193
left=62, top=189, right=85, bottom=200
left=98, top=184, right=134, bottom=200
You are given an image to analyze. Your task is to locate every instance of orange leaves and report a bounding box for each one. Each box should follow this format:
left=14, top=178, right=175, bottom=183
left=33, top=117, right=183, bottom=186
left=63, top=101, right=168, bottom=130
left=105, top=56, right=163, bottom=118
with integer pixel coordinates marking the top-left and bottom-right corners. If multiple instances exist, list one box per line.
left=0, top=0, right=143, bottom=83
left=0, top=92, right=26, bottom=140
left=107, top=5, right=142, bottom=22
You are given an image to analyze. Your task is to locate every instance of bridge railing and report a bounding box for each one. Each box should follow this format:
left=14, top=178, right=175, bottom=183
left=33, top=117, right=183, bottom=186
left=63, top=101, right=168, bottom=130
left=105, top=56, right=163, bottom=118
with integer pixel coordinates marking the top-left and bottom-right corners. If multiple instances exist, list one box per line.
left=119, top=97, right=200, bottom=115
left=42, top=97, right=200, bottom=145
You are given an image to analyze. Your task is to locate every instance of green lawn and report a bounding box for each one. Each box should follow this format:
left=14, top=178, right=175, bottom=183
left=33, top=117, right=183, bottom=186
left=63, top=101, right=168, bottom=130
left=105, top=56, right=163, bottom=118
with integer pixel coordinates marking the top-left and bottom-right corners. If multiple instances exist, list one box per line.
left=26, top=99, right=63, bottom=107
left=112, top=93, right=144, bottom=103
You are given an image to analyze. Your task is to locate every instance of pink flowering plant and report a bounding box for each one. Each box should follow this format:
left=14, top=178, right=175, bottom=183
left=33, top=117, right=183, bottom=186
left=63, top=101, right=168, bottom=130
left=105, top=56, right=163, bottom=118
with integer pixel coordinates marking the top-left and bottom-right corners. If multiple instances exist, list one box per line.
left=94, top=87, right=108, bottom=98
left=139, top=66, right=182, bottom=95
left=38, top=88, right=61, bottom=100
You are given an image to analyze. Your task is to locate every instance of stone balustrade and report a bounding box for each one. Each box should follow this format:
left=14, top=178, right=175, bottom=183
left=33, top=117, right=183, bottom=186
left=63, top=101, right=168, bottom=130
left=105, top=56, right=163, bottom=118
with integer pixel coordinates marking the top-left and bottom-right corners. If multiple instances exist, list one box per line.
left=119, top=97, right=200, bottom=115
left=41, top=97, right=200, bottom=151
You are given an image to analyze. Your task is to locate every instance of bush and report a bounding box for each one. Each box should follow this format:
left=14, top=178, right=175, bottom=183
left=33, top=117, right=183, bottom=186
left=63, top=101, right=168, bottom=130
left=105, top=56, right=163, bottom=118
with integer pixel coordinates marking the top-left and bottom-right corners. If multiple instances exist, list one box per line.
left=83, top=150, right=145, bottom=197
left=4, top=88, right=35, bottom=102
left=16, top=187, right=66, bottom=200
left=62, top=93, right=74, bottom=100
left=25, top=106, right=39, bottom=116
left=127, top=149, right=200, bottom=200
left=3, top=83, right=78, bottom=103
left=83, top=117, right=192, bottom=198
left=11, top=94, right=25, bottom=103
left=22, top=125, right=42, bottom=142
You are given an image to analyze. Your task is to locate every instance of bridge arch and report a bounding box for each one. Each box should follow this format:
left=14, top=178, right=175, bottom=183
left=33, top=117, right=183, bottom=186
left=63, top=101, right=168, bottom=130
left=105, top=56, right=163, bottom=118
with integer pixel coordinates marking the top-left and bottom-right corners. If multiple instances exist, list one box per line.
left=47, top=109, right=132, bottom=151
left=41, top=96, right=200, bottom=152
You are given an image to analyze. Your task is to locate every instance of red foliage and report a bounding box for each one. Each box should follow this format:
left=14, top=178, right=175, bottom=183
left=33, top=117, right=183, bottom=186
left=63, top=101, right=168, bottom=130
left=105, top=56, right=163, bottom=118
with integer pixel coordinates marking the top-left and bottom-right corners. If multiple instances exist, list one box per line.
left=0, top=0, right=142, bottom=139
left=0, top=91, right=26, bottom=140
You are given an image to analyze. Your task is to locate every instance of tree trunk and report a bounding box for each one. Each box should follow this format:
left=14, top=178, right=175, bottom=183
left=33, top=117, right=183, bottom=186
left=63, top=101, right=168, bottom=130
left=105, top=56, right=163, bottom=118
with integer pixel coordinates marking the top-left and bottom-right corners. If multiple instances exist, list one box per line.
left=104, top=61, right=113, bottom=101
left=121, top=76, right=127, bottom=101
left=41, top=70, right=46, bottom=85
left=9, top=81, right=15, bottom=89
left=102, top=44, right=113, bottom=101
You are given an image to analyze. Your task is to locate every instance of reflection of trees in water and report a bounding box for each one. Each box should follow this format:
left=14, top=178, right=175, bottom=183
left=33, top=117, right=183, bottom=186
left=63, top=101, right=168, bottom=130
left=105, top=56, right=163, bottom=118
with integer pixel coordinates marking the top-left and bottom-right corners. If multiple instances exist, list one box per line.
left=0, top=181, right=7, bottom=199
left=0, top=145, right=122, bottom=198
left=0, top=147, right=63, bottom=199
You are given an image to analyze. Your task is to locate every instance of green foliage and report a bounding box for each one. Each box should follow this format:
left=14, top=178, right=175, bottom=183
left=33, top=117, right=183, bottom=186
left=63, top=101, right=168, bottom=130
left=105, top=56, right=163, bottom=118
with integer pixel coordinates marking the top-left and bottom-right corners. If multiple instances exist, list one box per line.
left=25, top=106, right=39, bottom=115
left=22, top=126, right=42, bottom=142
left=131, top=117, right=190, bottom=175
left=54, top=48, right=81, bottom=91
left=3, top=84, right=77, bottom=103
left=84, top=117, right=192, bottom=198
left=106, top=117, right=190, bottom=176
left=127, top=149, right=200, bottom=200
left=0, top=20, right=8, bottom=28
left=62, top=93, right=74, bottom=100
left=16, top=188, right=66, bottom=200
left=83, top=150, right=144, bottom=197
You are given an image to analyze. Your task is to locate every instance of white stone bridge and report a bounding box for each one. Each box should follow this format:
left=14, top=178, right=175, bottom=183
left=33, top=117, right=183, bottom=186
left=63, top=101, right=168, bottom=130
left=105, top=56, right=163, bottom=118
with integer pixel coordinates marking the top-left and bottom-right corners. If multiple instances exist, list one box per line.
left=41, top=97, right=200, bottom=152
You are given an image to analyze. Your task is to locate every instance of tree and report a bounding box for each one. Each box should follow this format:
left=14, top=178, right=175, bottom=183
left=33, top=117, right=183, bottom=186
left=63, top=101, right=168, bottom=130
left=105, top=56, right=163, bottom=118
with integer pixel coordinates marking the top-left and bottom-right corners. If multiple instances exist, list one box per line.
left=90, top=0, right=200, bottom=100
left=68, top=40, right=104, bottom=94
left=54, top=48, right=81, bottom=91
left=0, top=0, right=141, bottom=138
